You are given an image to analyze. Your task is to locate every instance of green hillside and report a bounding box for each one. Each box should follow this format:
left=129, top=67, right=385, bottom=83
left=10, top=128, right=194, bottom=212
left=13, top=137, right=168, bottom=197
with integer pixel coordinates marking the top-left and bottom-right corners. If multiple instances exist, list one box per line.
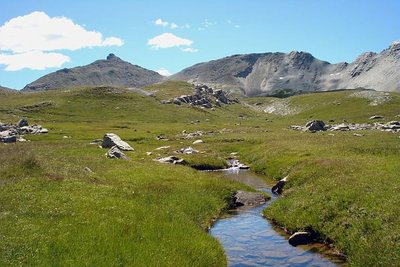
left=1, top=82, right=399, bottom=266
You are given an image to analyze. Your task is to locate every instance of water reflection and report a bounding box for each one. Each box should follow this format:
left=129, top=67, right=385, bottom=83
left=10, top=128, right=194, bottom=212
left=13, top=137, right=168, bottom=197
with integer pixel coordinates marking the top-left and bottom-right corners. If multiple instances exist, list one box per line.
left=209, top=169, right=339, bottom=267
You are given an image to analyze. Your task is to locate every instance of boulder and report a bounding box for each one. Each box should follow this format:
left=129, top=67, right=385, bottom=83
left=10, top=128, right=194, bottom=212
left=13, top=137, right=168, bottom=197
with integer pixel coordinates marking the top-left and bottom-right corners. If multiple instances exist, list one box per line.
left=101, top=133, right=133, bottom=151
left=288, top=231, right=313, bottom=246
left=305, top=120, right=326, bottom=131
left=179, top=146, right=199, bottom=154
left=17, top=118, right=29, bottom=127
left=214, top=89, right=229, bottom=104
left=154, top=156, right=186, bottom=165
left=0, top=135, right=17, bottom=143
left=271, top=176, right=288, bottom=194
left=230, top=190, right=268, bottom=208
left=192, top=139, right=204, bottom=144
left=106, top=146, right=129, bottom=160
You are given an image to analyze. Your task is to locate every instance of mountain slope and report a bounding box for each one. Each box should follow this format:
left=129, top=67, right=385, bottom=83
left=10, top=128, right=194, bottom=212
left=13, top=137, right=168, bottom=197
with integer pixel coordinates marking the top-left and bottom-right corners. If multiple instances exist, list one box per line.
left=0, top=85, right=16, bottom=94
left=170, top=42, right=400, bottom=96
left=23, top=54, right=163, bottom=91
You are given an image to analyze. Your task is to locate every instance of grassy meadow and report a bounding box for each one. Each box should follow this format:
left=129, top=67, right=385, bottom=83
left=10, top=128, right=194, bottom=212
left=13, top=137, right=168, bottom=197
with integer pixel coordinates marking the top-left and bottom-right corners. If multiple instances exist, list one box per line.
left=1, top=82, right=400, bottom=266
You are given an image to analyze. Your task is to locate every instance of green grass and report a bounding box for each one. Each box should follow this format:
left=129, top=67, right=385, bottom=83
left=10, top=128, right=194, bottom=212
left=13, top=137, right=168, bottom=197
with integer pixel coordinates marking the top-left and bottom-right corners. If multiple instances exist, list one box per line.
left=1, top=82, right=400, bottom=266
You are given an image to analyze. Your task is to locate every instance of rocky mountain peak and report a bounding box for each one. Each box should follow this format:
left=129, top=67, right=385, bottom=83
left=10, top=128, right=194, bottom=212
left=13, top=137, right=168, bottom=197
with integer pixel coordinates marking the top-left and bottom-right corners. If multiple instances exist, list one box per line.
left=106, top=53, right=121, bottom=61
left=22, top=54, right=163, bottom=91
left=387, top=41, right=400, bottom=55
left=287, top=51, right=315, bottom=69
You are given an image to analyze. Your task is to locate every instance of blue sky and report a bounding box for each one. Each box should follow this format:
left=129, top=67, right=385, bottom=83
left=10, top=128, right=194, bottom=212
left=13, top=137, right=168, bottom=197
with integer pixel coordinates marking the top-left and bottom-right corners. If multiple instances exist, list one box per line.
left=0, top=0, right=399, bottom=89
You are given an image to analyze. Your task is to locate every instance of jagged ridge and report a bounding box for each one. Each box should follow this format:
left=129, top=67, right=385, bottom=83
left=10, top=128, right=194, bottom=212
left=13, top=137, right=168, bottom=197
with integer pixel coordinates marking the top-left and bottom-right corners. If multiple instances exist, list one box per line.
left=170, top=42, right=400, bottom=96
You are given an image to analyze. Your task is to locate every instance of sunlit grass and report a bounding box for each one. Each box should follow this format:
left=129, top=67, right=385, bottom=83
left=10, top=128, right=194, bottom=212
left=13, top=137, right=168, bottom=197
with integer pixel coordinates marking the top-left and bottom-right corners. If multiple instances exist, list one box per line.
left=1, top=83, right=400, bottom=266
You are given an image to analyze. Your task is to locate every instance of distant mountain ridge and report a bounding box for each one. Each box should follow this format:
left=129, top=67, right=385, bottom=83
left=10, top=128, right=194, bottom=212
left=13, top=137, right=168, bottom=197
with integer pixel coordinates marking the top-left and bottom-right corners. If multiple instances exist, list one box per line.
left=23, top=54, right=163, bottom=91
left=0, top=85, right=16, bottom=93
left=170, top=42, right=400, bottom=96
left=20, top=42, right=400, bottom=95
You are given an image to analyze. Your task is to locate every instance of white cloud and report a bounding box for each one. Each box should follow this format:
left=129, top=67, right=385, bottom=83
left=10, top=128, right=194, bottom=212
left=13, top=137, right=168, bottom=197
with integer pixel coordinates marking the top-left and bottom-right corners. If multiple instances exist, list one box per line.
left=181, top=47, right=198, bottom=53
left=102, top=37, right=124, bottom=46
left=154, top=18, right=169, bottom=27
left=153, top=18, right=190, bottom=29
left=0, top=11, right=123, bottom=71
left=0, top=51, right=70, bottom=71
left=156, top=68, right=172, bottom=76
left=148, top=33, right=193, bottom=49
left=234, top=25, right=240, bottom=28
left=0, top=11, right=123, bottom=53
left=198, top=19, right=216, bottom=31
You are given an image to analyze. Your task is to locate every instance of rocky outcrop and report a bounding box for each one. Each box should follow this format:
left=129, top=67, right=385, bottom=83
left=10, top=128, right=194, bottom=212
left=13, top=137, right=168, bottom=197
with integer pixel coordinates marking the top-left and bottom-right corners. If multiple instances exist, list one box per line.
left=106, top=146, right=129, bottom=160
left=170, top=41, right=400, bottom=96
left=229, top=190, right=268, bottom=208
left=164, top=84, right=237, bottom=109
left=23, top=54, right=163, bottom=92
left=0, top=119, right=48, bottom=143
left=101, top=133, right=133, bottom=151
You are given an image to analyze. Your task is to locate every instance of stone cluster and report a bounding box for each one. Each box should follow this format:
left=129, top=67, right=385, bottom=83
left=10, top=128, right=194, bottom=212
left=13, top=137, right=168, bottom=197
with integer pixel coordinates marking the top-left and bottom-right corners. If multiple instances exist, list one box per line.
left=291, top=119, right=400, bottom=133
left=0, top=118, right=48, bottom=143
left=163, top=84, right=237, bottom=109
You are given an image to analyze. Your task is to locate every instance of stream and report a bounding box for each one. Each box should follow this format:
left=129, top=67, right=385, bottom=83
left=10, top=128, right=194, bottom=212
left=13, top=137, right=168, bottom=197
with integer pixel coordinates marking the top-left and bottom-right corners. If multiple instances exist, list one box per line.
left=209, top=168, right=340, bottom=267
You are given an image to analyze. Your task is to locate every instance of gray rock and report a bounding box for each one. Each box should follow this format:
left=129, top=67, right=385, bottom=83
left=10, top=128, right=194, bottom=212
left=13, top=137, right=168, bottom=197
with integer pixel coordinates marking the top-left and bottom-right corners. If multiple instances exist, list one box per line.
left=17, top=118, right=28, bottom=127
left=0, top=135, right=17, bottom=143
left=106, top=146, right=129, bottom=160
left=84, top=167, right=93, bottom=173
left=154, top=156, right=186, bottom=165
left=102, top=133, right=133, bottom=151
left=369, top=115, right=384, bottom=120
left=288, top=231, right=313, bottom=246
left=179, top=146, right=199, bottom=154
left=272, top=176, right=288, bottom=195
left=230, top=190, right=267, bottom=208
left=305, top=120, right=326, bottom=132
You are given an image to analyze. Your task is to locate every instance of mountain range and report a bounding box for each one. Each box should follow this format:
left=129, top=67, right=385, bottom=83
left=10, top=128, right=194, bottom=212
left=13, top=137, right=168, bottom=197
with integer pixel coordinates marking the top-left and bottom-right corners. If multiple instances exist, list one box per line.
left=21, top=42, right=400, bottom=96
left=170, top=41, right=400, bottom=96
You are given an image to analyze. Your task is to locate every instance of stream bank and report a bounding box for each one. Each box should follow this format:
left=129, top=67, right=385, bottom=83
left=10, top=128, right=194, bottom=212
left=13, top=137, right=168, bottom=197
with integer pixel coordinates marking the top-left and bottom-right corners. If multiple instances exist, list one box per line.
left=209, top=168, right=343, bottom=266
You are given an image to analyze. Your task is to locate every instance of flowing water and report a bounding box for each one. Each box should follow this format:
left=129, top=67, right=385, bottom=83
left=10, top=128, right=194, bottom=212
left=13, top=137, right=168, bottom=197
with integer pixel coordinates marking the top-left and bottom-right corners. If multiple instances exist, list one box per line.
left=209, top=168, right=340, bottom=267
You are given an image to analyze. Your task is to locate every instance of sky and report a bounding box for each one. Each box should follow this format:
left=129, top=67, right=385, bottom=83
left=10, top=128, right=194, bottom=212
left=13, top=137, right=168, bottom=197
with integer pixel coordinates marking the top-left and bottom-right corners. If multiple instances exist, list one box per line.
left=0, top=0, right=399, bottom=89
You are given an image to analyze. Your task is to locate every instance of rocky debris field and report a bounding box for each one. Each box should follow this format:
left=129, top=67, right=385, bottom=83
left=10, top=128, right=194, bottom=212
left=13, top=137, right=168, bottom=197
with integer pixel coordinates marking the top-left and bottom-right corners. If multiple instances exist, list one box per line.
left=162, top=84, right=238, bottom=109
left=291, top=119, right=400, bottom=133
left=0, top=118, right=48, bottom=143
left=349, top=90, right=392, bottom=106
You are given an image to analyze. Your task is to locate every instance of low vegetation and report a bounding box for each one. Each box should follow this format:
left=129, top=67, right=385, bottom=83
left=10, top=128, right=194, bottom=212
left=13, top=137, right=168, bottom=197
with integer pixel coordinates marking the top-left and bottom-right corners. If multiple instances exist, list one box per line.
left=1, top=82, right=399, bottom=266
